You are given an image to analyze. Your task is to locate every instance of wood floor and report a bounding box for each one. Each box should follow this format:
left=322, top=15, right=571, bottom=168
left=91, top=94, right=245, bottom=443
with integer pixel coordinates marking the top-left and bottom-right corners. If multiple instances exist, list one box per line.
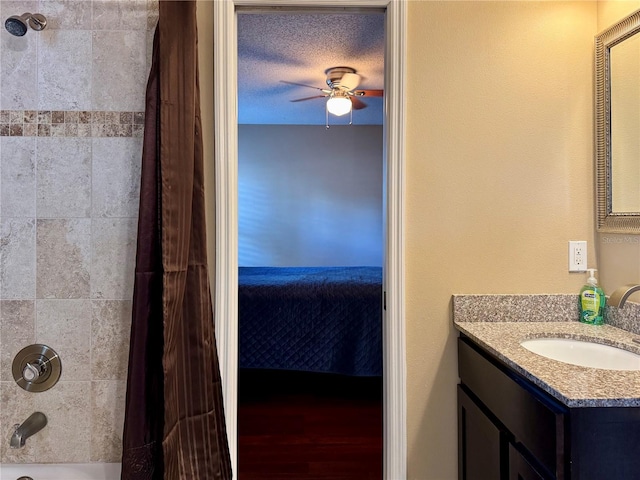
left=238, top=369, right=383, bottom=480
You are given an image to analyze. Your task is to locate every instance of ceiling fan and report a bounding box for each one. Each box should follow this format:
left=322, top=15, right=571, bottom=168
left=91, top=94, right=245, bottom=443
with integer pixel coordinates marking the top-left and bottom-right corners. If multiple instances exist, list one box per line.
left=281, top=66, right=383, bottom=124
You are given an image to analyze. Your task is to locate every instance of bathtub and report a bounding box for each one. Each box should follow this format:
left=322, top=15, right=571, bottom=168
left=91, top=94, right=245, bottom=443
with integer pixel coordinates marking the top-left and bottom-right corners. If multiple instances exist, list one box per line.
left=0, top=463, right=121, bottom=480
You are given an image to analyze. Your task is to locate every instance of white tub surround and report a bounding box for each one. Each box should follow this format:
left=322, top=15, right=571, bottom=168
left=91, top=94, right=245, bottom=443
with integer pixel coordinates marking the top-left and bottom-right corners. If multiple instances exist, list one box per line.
left=0, top=462, right=121, bottom=480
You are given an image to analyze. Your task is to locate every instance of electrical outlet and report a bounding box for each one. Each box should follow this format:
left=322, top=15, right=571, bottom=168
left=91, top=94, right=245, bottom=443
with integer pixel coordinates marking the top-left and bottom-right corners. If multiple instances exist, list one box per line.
left=569, top=241, right=587, bottom=272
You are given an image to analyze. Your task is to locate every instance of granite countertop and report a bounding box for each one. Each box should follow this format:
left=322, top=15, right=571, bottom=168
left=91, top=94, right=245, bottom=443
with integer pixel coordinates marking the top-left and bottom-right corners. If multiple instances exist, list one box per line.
left=453, top=294, right=640, bottom=408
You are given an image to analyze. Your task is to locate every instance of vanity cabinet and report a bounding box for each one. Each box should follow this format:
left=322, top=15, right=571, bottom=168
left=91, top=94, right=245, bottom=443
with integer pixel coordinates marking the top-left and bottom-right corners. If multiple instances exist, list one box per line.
left=458, top=336, right=564, bottom=479
left=508, top=443, right=547, bottom=480
left=458, top=335, right=640, bottom=480
left=457, top=385, right=502, bottom=479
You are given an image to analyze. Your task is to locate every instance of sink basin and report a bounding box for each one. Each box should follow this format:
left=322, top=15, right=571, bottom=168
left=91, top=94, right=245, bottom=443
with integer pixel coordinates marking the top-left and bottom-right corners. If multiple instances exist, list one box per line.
left=520, top=337, right=640, bottom=370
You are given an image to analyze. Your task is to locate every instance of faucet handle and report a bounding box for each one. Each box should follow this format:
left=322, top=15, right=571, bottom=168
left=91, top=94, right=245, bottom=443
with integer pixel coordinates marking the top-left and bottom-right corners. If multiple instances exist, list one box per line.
left=12, top=344, right=61, bottom=393
left=22, top=362, right=41, bottom=382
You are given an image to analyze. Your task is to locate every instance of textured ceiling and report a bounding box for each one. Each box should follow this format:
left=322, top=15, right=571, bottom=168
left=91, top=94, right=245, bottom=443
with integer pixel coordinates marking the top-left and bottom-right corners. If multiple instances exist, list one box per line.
left=237, top=12, right=385, bottom=126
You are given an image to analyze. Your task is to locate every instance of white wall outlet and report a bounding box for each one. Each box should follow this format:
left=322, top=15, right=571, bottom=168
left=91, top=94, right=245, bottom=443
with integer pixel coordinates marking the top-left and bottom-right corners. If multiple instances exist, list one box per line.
left=569, top=241, right=587, bottom=272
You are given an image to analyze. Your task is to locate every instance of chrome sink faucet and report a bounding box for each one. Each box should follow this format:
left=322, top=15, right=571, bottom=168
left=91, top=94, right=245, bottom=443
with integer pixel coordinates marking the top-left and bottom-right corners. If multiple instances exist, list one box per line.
left=609, top=284, right=640, bottom=309
left=10, top=412, right=47, bottom=448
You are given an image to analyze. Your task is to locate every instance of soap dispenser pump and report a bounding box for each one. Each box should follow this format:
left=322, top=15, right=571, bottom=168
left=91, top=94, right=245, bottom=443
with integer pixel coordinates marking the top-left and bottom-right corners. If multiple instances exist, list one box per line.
left=579, top=268, right=605, bottom=325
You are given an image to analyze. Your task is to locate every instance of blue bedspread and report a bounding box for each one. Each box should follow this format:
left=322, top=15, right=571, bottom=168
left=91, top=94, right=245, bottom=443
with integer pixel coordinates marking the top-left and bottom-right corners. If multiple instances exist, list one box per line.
left=238, top=266, right=382, bottom=376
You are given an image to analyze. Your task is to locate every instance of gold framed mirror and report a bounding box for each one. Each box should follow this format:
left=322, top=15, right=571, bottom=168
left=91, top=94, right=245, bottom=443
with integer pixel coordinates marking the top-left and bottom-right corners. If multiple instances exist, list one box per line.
left=595, top=9, right=640, bottom=233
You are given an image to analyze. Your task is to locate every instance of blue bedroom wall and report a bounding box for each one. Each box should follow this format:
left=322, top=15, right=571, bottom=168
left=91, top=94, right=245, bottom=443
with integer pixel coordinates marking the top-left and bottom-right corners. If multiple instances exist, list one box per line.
left=238, top=124, right=383, bottom=267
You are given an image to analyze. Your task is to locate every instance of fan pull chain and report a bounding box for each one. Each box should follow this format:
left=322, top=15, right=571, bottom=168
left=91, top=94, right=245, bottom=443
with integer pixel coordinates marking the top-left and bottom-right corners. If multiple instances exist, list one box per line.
left=326, top=103, right=330, bottom=129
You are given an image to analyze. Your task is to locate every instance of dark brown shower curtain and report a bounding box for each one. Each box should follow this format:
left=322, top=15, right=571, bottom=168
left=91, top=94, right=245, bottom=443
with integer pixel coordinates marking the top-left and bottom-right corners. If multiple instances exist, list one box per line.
left=121, top=2, right=232, bottom=479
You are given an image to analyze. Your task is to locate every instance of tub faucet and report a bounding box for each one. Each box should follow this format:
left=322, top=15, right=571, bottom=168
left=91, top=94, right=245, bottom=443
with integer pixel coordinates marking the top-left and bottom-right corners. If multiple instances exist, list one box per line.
left=609, top=284, right=640, bottom=309
left=10, top=412, right=47, bottom=449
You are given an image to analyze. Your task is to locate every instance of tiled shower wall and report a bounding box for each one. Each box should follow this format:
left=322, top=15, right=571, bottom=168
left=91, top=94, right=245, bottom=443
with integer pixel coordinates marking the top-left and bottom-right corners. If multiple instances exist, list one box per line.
left=0, top=0, right=157, bottom=464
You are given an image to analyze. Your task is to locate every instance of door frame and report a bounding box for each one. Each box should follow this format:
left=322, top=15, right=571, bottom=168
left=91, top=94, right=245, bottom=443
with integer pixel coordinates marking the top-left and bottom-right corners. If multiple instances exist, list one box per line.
left=212, top=1, right=406, bottom=477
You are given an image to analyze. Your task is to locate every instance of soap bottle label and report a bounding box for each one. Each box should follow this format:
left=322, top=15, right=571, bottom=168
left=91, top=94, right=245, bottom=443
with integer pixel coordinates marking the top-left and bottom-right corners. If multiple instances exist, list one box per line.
left=580, top=289, right=603, bottom=325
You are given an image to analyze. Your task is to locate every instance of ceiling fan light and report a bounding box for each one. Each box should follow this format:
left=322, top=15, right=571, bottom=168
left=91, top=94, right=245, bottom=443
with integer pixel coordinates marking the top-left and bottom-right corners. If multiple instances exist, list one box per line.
left=326, top=96, right=352, bottom=116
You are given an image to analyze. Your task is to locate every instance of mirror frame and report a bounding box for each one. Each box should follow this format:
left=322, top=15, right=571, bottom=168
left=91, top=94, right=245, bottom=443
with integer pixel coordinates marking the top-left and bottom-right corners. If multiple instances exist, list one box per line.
left=595, top=9, right=640, bottom=233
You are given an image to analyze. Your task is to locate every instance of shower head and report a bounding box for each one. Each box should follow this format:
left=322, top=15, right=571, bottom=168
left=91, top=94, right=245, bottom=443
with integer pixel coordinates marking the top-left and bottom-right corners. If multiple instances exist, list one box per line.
left=4, top=13, right=47, bottom=37
left=4, top=15, right=27, bottom=36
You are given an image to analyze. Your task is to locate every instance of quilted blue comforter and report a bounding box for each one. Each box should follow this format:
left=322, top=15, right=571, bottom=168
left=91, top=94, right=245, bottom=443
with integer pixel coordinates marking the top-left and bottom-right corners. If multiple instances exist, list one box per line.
left=238, top=266, right=382, bottom=376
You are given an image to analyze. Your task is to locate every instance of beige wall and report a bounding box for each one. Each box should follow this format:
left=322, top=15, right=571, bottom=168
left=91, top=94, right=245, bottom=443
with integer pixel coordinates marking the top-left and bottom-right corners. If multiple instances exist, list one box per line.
left=598, top=0, right=640, bottom=30
left=197, top=0, right=216, bottom=294
left=406, top=2, right=596, bottom=477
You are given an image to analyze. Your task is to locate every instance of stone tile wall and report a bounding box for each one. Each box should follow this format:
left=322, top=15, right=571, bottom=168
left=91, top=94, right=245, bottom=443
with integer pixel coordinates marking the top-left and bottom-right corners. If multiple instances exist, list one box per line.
left=0, top=0, right=157, bottom=464
left=0, top=109, right=145, bottom=137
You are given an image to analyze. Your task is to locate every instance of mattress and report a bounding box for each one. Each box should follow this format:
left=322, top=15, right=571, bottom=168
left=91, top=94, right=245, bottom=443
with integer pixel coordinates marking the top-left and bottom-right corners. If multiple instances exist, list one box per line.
left=238, top=266, right=382, bottom=376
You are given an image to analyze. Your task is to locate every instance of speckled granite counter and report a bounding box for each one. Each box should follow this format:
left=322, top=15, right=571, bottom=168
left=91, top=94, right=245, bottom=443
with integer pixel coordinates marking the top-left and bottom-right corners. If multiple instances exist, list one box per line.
left=453, top=294, right=640, bottom=408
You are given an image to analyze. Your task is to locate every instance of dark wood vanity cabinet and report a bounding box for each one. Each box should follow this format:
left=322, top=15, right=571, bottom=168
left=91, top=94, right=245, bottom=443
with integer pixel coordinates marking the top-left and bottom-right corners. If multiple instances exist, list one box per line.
left=458, top=385, right=502, bottom=479
left=508, top=443, right=548, bottom=480
left=458, top=382, right=549, bottom=479
left=458, top=335, right=640, bottom=480
left=458, top=336, right=564, bottom=479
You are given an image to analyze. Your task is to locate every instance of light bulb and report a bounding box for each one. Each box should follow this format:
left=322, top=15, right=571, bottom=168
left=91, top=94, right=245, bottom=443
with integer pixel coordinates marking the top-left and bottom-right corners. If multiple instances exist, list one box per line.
left=326, top=96, right=352, bottom=116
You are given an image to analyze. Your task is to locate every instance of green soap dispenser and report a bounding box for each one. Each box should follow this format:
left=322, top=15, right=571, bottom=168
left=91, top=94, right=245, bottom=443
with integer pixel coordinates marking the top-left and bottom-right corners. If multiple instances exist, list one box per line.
left=579, top=268, right=606, bottom=325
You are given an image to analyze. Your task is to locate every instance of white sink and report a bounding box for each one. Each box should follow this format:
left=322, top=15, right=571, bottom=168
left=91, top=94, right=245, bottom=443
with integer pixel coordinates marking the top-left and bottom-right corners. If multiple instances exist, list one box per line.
left=520, top=337, right=640, bottom=370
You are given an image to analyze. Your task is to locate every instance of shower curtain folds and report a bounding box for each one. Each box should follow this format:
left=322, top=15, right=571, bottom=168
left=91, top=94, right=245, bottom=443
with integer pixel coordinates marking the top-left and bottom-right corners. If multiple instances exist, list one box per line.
left=121, top=2, right=232, bottom=479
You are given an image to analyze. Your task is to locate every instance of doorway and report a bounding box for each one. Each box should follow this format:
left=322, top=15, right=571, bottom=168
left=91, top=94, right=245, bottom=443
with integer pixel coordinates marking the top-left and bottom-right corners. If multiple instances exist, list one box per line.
left=236, top=10, right=384, bottom=476
left=211, top=1, right=407, bottom=478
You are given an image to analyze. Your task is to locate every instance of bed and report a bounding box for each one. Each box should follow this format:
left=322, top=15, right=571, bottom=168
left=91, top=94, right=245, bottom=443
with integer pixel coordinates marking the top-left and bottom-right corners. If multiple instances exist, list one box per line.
left=238, top=266, right=383, bottom=376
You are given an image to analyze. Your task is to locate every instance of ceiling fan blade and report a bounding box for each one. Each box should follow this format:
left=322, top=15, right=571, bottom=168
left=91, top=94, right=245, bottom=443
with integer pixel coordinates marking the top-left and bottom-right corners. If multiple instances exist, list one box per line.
left=281, top=80, right=332, bottom=93
left=354, top=89, right=384, bottom=97
left=351, top=97, right=368, bottom=110
left=340, top=73, right=360, bottom=91
left=291, top=95, right=327, bottom=103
